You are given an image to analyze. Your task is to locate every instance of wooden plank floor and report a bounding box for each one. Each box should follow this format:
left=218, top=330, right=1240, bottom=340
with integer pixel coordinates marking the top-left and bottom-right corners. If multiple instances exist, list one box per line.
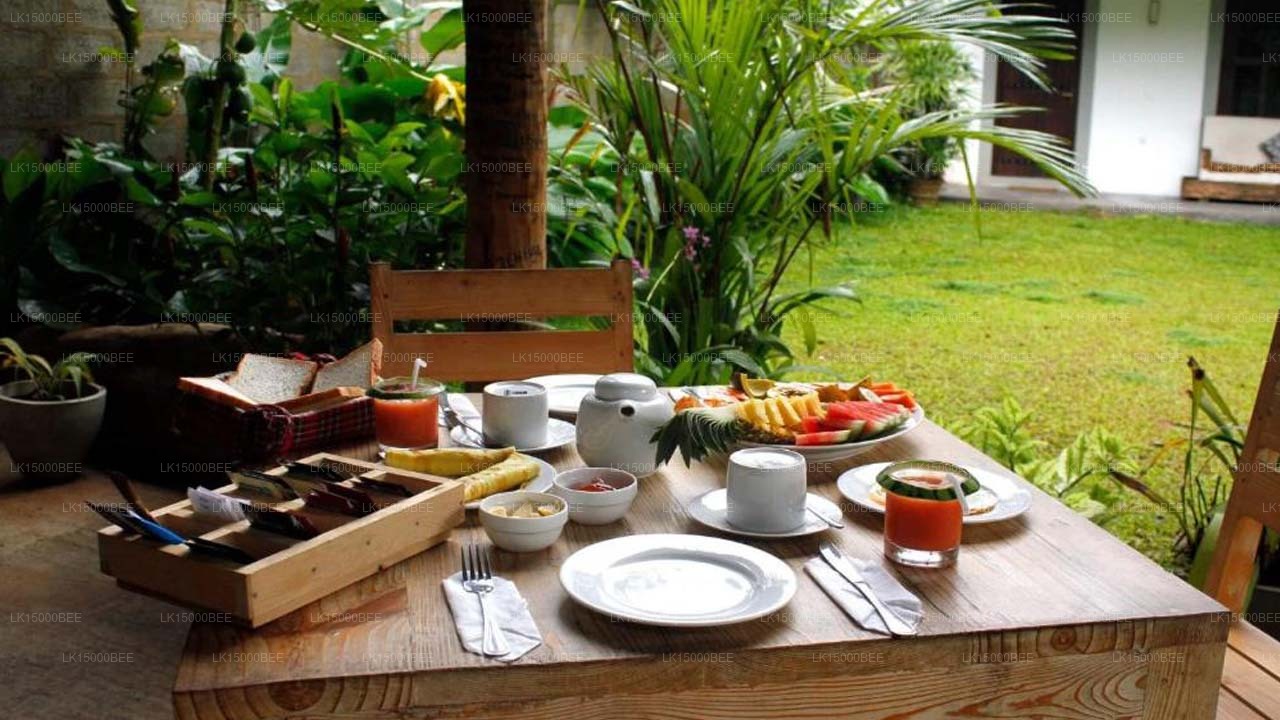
left=1218, top=622, right=1280, bottom=720
left=0, top=449, right=186, bottom=720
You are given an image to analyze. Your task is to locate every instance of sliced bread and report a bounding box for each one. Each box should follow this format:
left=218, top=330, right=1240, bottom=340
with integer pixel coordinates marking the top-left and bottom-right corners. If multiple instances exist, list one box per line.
left=177, top=376, right=260, bottom=410
left=227, top=354, right=318, bottom=404
left=311, top=339, right=383, bottom=392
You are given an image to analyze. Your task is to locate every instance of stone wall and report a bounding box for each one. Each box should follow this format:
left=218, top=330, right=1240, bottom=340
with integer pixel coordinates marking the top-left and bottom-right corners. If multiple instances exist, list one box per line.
left=0, top=0, right=344, bottom=160
left=0, top=1, right=610, bottom=161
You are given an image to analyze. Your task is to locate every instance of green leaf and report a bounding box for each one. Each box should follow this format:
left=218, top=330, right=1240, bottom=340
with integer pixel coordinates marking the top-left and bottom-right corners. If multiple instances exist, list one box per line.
left=419, top=8, right=465, bottom=57
left=3, top=147, right=45, bottom=202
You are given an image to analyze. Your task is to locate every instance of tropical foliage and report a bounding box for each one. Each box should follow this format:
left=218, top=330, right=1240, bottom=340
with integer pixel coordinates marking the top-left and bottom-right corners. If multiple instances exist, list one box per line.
left=552, top=0, right=1092, bottom=384
left=0, top=337, right=97, bottom=401
left=2, top=1, right=468, bottom=351
left=955, top=358, right=1274, bottom=581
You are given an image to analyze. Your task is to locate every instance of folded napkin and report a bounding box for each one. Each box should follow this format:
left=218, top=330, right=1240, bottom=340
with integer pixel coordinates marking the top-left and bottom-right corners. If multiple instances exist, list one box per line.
left=439, top=393, right=481, bottom=427
left=805, top=557, right=923, bottom=635
left=442, top=571, right=542, bottom=662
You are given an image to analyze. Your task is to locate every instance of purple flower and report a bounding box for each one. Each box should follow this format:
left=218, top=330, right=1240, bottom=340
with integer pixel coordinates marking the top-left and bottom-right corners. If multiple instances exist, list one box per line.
left=681, top=225, right=701, bottom=241
left=630, top=257, right=650, bottom=279
left=683, top=244, right=697, bottom=261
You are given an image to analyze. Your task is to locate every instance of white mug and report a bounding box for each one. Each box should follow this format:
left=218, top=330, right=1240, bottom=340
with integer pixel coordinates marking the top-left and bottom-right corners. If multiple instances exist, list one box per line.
left=483, top=381, right=548, bottom=448
left=726, top=448, right=807, bottom=533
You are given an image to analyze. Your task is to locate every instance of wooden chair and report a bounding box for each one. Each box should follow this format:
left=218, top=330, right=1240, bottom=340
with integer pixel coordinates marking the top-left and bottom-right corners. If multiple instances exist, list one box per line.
left=368, top=260, right=634, bottom=382
left=1205, top=311, right=1280, bottom=719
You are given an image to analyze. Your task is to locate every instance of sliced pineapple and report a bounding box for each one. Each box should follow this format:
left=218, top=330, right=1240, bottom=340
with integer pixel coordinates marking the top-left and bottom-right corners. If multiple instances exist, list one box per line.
left=737, top=399, right=766, bottom=427
left=764, top=398, right=787, bottom=428
left=776, top=396, right=802, bottom=427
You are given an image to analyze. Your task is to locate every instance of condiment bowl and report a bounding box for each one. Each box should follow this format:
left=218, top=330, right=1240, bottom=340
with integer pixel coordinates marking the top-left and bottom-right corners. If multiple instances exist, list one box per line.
left=478, top=491, right=568, bottom=552
left=551, top=467, right=638, bottom=525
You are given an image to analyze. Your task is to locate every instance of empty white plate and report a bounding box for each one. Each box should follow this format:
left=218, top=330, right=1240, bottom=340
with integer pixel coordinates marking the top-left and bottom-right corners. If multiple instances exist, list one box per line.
left=836, top=461, right=1033, bottom=524
left=523, top=374, right=602, bottom=417
left=687, top=489, right=842, bottom=538
left=463, top=454, right=556, bottom=510
left=450, top=417, right=576, bottom=454
left=559, top=534, right=798, bottom=627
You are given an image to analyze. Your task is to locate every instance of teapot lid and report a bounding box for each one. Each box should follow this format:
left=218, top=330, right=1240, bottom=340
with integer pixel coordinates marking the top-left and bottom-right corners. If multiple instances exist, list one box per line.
left=593, top=373, right=659, bottom=402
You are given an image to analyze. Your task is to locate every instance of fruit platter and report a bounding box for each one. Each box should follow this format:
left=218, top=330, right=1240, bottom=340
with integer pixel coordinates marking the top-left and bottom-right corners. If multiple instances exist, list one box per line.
left=654, top=376, right=924, bottom=465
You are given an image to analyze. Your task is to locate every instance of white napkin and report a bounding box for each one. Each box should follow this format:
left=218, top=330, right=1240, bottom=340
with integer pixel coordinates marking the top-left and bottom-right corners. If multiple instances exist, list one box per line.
left=805, top=557, right=924, bottom=635
left=441, top=571, right=542, bottom=662
left=439, top=393, right=481, bottom=427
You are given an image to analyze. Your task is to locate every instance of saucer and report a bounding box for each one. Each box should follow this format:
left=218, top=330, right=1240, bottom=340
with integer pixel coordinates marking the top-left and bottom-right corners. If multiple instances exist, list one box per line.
left=687, top=489, right=842, bottom=538
left=450, top=417, right=576, bottom=454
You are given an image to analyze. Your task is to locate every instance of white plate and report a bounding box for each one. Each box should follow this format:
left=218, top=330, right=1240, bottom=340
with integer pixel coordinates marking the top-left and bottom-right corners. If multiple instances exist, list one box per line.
left=450, top=417, right=577, bottom=454
left=523, top=374, right=602, bottom=417
left=687, top=489, right=841, bottom=538
left=740, top=405, right=926, bottom=463
left=836, top=461, right=1033, bottom=524
left=559, top=533, right=798, bottom=627
left=463, top=454, right=557, bottom=510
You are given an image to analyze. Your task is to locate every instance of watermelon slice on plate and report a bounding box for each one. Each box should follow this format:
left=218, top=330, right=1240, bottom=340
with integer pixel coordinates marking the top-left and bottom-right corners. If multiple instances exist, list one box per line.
left=795, top=430, right=852, bottom=446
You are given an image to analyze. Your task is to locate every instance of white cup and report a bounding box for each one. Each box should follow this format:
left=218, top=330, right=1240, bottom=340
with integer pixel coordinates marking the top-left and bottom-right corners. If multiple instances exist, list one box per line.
left=726, top=448, right=807, bottom=533
left=483, top=381, right=548, bottom=448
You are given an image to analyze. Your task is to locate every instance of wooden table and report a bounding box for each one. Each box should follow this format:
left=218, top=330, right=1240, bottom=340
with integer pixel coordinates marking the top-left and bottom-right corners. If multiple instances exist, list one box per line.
left=173, top=401, right=1228, bottom=719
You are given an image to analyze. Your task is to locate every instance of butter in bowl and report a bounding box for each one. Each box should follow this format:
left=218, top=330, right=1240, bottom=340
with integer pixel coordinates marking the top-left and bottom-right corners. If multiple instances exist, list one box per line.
left=479, top=491, right=568, bottom=552
left=550, top=468, right=638, bottom=525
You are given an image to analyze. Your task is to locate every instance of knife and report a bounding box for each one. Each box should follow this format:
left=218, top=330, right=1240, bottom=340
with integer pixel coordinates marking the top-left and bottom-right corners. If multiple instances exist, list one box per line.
left=818, top=542, right=918, bottom=636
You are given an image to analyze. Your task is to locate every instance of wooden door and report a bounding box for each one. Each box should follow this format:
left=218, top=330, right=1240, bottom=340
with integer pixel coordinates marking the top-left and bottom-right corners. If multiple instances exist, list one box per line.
left=992, top=0, right=1084, bottom=177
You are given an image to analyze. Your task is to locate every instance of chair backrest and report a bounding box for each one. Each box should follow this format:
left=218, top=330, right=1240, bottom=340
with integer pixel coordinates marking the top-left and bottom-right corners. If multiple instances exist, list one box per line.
left=1205, top=311, right=1280, bottom=612
left=368, top=260, right=634, bottom=382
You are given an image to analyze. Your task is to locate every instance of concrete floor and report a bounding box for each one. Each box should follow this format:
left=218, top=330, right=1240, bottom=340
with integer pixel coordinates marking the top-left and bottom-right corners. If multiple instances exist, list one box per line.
left=939, top=182, right=1280, bottom=225
left=0, top=451, right=185, bottom=720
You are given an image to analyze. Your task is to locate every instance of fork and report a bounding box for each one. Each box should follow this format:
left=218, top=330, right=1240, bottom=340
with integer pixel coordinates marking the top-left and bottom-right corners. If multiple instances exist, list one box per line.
left=461, top=544, right=509, bottom=657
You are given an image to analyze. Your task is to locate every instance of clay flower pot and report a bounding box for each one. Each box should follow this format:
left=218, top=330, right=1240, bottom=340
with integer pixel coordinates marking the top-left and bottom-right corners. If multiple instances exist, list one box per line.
left=0, top=380, right=106, bottom=479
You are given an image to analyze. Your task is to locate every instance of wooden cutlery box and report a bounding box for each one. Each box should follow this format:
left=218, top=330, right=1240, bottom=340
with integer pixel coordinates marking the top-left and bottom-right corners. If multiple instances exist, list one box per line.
left=96, top=453, right=463, bottom=627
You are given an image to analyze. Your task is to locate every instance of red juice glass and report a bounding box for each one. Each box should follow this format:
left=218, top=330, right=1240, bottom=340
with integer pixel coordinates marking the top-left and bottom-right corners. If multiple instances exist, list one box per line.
left=368, top=377, right=444, bottom=451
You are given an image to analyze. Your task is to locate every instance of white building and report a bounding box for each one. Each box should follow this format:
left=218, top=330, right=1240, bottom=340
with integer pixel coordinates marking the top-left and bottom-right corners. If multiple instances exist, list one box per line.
left=949, top=0, right=1280, bottom=198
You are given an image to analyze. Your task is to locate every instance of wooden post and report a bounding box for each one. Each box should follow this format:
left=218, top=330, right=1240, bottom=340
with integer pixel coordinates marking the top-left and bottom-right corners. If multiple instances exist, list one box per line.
left=463, top=0, right=549, bottom=270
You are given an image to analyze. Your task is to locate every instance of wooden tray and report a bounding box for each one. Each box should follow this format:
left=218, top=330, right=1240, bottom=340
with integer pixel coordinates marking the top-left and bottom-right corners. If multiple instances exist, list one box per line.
left=97, top=453, right=463, bottom=627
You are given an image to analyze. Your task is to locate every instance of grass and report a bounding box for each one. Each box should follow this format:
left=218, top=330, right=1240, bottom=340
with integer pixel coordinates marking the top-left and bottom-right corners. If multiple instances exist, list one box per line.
left=783, top=204, right=1280, bottom=570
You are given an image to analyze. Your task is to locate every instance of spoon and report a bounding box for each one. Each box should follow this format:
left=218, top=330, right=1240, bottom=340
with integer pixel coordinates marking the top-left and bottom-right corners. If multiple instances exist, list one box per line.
left=437, top=393, right=485, bottom=442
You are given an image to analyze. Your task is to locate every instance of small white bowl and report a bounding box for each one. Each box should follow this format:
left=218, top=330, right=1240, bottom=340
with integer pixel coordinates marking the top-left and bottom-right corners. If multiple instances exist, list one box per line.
left=551, top=467, right=638, bottom=525
left=478, top=491, right=568, bottom=552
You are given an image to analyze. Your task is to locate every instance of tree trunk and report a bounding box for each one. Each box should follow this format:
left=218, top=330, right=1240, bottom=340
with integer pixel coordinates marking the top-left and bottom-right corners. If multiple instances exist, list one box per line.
left=463, top=0, right=549, bottom=270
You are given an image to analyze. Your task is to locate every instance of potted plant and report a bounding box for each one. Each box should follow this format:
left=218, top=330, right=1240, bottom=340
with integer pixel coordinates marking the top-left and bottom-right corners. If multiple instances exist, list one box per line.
left=881, top=40, right=976, bottom=205
left=0, top=338, right=106, bottom=479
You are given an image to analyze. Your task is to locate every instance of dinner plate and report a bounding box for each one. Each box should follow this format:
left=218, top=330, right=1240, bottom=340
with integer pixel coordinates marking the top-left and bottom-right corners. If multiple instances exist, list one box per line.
left=739, top=405, right=926, bottom=463
left=836, top=461, right=1033, bottom=524
left=559, top=534, right=798, bottom=627
left=463, top=454, right=556, bottom=510
left=523, top=374, right=602, bottom=417
left=450, top=417, right=576, bottom=454
left=686, top=489, right=841, bottom=538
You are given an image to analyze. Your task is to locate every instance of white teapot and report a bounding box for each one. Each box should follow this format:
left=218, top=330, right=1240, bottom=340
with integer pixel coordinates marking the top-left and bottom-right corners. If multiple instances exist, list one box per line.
left=575, top=373, right=674, bottom=478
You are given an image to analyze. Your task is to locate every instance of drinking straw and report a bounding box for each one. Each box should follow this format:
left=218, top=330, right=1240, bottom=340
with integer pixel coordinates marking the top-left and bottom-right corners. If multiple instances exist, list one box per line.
left=411, top=357, right=429, bottom=390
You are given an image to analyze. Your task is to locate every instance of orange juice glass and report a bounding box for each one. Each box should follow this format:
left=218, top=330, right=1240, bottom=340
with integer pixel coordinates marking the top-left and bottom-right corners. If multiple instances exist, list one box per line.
left=878, top=462, right=977, bottom=568
left=368, top=377, right=444, bottom=451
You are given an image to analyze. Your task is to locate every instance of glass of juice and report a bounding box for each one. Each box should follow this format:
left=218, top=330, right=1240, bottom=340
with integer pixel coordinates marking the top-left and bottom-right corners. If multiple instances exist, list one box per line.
left=368, top=377, right=444, bottom=451
left=877, top=461, right=978, bottom=568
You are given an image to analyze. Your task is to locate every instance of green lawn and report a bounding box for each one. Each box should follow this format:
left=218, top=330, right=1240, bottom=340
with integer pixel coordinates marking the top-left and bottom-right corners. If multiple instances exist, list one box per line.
left=784, top=204, right=1280, bottom=570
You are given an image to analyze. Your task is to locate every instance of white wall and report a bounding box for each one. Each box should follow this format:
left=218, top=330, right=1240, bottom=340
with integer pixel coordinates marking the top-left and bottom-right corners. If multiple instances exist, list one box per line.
left=1082, top=0, right=1214, bottom=196
left=954, top=0, right=1217, bottom=197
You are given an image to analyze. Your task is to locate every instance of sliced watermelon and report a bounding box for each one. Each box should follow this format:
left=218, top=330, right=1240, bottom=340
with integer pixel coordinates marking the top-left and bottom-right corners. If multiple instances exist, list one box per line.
left=862, top=413, right=909, bottom=439
left=826, top=401, right=903, bottom=423
left=868, top=382, right=900, bottom=394
left=820, top=417, right=866, bottom=435
left=800, top=416, right=824, bottom=433
left=795, top=430, right=851, bottom=446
